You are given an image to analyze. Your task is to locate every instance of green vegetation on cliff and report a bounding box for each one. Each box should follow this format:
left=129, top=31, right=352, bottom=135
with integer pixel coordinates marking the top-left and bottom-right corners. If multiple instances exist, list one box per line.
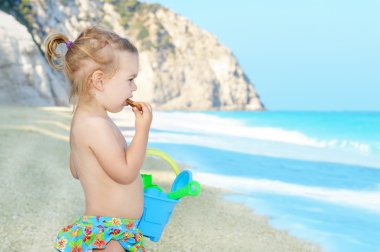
left=0, top=0, right=35, bottom=29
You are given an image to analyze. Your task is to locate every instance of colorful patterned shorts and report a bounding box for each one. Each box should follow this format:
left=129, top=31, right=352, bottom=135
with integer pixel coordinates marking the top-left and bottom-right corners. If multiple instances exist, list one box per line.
left=54, top=215, right=145, bottom=252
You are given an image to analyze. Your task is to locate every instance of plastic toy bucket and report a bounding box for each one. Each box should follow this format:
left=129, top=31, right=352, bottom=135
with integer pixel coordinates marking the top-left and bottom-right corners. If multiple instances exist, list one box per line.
left=137, top=148, right=181, bottom=242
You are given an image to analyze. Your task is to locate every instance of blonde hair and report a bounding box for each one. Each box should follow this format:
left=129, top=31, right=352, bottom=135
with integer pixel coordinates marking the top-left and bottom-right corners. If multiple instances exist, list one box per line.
left=44, top=26, right=138, bottom=109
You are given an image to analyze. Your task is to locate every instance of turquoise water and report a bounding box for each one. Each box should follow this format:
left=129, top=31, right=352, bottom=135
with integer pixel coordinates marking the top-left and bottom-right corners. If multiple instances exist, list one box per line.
left=136, top=111, right=380, bottom=252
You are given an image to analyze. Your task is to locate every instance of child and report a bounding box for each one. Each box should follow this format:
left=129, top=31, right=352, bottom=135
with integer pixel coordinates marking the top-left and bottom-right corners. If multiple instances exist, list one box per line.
left=45, top=26, right=152, bottom=252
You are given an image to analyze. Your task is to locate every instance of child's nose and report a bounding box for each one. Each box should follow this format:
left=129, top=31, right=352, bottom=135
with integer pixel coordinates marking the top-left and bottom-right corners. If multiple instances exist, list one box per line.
left=132, top=82, right=137, bottom=91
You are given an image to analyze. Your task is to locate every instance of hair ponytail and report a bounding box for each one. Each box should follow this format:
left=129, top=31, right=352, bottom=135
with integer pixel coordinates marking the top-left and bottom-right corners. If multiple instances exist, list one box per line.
left=44, top=33, right=71, bottom=71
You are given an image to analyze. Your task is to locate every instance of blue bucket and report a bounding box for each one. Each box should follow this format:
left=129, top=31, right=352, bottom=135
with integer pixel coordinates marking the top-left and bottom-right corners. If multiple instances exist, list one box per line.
left=137, top=148, right=201, bottom=242
left=137, top=148, right=182, bottom=242
left=137, top=191, right=179, bottom=242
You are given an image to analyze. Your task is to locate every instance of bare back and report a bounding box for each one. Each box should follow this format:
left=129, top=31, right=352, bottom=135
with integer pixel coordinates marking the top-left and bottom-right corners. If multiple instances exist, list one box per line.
left=70, top=111, right=143, bottom=220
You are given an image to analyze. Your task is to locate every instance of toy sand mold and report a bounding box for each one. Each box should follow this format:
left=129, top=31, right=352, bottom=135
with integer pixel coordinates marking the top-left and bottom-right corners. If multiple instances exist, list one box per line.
left=137, top=148, right=201, bottom=242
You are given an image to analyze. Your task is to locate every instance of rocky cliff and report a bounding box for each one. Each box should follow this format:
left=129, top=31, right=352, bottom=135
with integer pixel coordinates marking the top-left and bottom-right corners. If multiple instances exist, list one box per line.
left=0, top=0, right=265, bottom=110
left=0, top=11, right=68, bottom=105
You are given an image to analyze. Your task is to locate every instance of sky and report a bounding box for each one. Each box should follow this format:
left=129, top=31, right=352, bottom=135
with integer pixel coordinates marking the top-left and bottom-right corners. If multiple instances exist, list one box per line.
left=142, top=0, right=380, bottom=111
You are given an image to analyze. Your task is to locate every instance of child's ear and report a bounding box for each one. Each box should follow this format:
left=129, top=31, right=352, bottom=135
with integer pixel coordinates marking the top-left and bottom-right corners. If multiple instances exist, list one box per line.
left=90, top=70, right=105, bottom=91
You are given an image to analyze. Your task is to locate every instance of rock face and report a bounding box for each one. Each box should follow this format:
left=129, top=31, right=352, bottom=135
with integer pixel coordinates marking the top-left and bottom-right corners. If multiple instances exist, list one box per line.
left=0, top=11, right=68, bottom=106
left=0, top=0, right=265, bottom=110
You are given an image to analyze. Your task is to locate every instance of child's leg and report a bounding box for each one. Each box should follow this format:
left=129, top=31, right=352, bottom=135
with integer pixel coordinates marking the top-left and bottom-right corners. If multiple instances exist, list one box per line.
left=92, top=240, right=125, bottom=252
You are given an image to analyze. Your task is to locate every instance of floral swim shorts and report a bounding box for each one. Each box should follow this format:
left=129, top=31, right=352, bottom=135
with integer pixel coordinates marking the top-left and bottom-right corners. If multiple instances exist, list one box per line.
left=54, top=215, right=145, bottom=252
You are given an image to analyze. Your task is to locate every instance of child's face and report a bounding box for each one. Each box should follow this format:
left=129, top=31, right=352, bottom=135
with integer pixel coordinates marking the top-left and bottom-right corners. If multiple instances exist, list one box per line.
left=102, top=51, right=139, bottom=113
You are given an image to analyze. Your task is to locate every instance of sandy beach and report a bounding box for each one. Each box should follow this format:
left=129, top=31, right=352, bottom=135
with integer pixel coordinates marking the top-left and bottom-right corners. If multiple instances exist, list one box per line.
left=0, top=106, right=322, bottom=252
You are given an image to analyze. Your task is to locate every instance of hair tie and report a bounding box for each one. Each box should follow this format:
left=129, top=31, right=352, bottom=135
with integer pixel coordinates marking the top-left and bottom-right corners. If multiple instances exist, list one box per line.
left=65, top=41, right=73, bottom=48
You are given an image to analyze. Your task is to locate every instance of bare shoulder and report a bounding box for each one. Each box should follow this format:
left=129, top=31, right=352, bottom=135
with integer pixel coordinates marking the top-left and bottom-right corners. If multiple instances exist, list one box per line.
left=72, top=115, right=111, bottom=136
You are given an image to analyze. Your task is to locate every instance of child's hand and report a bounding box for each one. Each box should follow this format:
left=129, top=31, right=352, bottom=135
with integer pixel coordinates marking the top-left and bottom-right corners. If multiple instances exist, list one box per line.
left=132, top=102, right=153, bottom=132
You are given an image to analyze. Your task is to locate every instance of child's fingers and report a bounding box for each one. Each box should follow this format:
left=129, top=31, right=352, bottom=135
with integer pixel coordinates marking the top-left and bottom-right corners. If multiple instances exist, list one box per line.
left=132, top=106, right=142, bottom=115
left=139, top=102, right=152, bottom=113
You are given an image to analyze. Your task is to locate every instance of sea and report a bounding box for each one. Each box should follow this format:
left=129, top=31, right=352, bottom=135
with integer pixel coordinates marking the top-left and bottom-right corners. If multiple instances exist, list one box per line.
left=124, top=111, right=380, bottom=252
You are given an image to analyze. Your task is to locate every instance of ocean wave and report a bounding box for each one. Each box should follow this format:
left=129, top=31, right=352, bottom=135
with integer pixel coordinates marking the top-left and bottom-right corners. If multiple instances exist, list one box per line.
left=119, top=111, right=380, bottom=168
left=150, top=112, right=378, bottom=154
left=194, top=172, right=380, bottom=213
left=124, top=130, right=380, bottom=169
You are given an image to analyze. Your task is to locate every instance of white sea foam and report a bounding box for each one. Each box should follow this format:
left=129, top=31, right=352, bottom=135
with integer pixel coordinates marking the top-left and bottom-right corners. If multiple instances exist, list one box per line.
left=117, top=110, right=380, bottom=168
left=194, top=172, right=380, bottom=213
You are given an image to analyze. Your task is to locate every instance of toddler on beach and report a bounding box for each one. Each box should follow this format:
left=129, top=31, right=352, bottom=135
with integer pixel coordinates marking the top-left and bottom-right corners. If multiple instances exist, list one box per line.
left=45, top=26, right=152, bottom=252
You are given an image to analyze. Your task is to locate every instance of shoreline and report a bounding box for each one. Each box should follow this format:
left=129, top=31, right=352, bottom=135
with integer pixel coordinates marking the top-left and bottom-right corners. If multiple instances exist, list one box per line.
left=141, top=161, right=322, bottom=252
left=0, top=106, right=321, bottom=251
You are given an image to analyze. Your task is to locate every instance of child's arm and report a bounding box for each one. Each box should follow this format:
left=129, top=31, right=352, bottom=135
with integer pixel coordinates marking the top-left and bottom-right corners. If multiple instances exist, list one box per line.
left=126, top=101, right=152, bottom=171
left=125, top=127, right=149, bottom=175
left=69, top=152, right=79, bottom=179
left=86, top=117, right=145, bottom=185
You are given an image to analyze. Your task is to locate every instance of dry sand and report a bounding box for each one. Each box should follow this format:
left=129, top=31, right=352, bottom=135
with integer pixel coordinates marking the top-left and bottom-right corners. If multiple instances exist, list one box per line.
left=0, top=106, right=322, bottom=252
